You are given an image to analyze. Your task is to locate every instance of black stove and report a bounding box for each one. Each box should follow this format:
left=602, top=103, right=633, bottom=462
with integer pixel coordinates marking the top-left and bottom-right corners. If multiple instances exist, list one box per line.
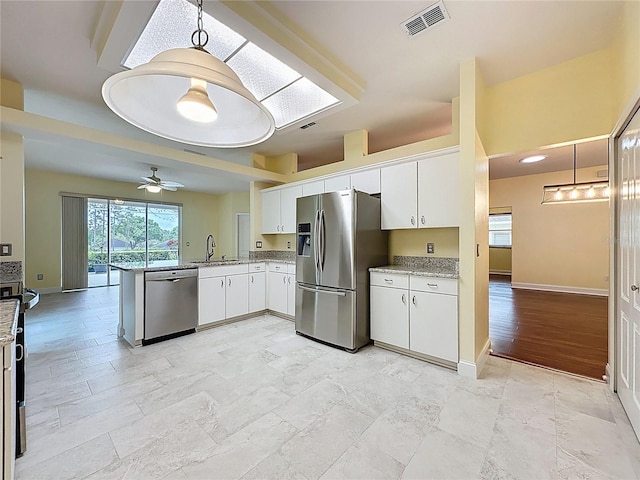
left=0, top=280, right=39, bottom=457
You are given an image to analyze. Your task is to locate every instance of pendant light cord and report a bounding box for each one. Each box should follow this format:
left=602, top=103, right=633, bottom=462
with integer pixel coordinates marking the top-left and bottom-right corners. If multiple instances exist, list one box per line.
left=191, top=0, right=209, bottom=50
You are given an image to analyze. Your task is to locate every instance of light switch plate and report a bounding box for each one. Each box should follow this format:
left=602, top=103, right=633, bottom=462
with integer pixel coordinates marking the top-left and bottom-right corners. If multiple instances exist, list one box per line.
left=256, top=241, right=263, bottom=249
left=0, top=244, right=12, bottom=256
left=426, top=242, right=435, bottom=254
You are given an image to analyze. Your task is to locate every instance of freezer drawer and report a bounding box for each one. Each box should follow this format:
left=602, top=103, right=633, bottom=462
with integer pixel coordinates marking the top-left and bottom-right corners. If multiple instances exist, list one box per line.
left=295, top=283, right=369, bottom=351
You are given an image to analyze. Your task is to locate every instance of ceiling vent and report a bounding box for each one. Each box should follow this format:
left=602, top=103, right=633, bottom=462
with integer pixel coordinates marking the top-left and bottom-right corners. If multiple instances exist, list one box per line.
left=300, top=122, right=317, bottom=130
left=401, top=1, right=450, bottom=37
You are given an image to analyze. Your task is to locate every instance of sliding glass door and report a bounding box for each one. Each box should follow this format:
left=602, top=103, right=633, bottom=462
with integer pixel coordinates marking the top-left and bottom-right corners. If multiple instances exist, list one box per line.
left=87, top=198, right=181, bottom=287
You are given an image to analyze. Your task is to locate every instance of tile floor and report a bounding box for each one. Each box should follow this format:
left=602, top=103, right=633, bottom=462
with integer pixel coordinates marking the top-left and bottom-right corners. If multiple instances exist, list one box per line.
left=16, top=286, right=640, bottom=479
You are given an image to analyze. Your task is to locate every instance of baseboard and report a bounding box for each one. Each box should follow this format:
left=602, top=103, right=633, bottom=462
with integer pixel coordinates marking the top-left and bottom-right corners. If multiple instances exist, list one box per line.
left=489, top=270, right=512, bottom=276
left=457, top=338, right=491, bottom=379
left=511, top=282, right=608, bottom=297
left=38, top=286, right=62, bottom=295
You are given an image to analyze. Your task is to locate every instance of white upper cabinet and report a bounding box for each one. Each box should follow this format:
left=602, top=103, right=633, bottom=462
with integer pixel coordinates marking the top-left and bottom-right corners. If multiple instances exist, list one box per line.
left=302, top=180, right=324, bottom=197
left=324, top=175, right=351, bottom=193
left=381, top=162, right=418, bottom=230
left=280, top=185, right=302, bottom=234
left=381, top=151, right=460, bottom=230
left=417, top=152, right=459, bottom=228
left=262, top=185, right=302, bottom=234
left=351, top=169, right=380, bottom=194
left=261, top=190, right=281, bottom=234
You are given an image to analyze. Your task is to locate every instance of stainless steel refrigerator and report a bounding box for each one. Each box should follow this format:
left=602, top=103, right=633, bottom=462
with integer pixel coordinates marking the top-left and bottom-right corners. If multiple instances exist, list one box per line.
left=295, top=189, right=388, bottom=352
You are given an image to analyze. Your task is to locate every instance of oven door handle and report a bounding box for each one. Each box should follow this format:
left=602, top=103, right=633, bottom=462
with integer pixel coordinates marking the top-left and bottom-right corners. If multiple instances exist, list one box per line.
left=23, top=288, right=40, bottom=310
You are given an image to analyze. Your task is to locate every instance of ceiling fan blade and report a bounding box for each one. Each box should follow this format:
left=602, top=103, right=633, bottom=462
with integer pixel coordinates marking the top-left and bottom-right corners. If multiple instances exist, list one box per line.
left=161, top=185, right=178, bottom=192
left=141, top=176, right=157, bottom=183
left=137, top=184, right=148, bottom=189
left=160, top=181, right=184, bottom=188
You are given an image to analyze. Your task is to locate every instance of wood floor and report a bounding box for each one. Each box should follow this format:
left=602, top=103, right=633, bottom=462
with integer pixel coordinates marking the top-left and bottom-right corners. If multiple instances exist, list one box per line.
left=489, top=275, right=608, bottom=380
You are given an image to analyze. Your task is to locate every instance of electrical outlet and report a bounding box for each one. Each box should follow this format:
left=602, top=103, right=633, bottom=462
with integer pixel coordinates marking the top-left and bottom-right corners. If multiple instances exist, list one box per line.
left=287, top=241, right=291, bottom=249
left=186, top=241, right=190, bottom=247
left=0, top=243, right=12, bottom=256
left=37, top=274, right=44, bottom=281
left=426, top=242, right=435, bottom=254
left=256, top=241, right=263, bottom=249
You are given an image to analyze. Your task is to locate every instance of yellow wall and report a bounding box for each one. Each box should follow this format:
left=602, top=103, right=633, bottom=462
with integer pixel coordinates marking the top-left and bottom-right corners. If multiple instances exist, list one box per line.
left=483, top=48, right=616, bottom=156
left=24, top=169, right=238, bottom=289
left=0, top=132, right=25, bottom=264
left=612, top=0, right=640, bottom=115
left=388, top=228, right=459, bottom=263
left=489, top=166, right=609, bottom=291
left=489, top=248, right=512, bottom=273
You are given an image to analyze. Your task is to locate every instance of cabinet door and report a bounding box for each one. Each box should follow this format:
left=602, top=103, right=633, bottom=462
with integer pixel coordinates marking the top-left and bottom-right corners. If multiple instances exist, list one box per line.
left=381, top=162, right=418, bottom=230
left=261, top=190, right=281, bottom=234
left=324, top=175, right=350, bottom=193
left=226, top=274, right=249, bottom=318
left=370, top=285, right=409, bottom=348
left=302, top=180, right=325, bottom=197
left=268, top=272, right=288, bottom=314
left=280, top=185, right=303, bottom=234
left=410, top=291, right=458, bottom=362
left=418, top=152, right=460, bottom=227
left=198, top=276, right=226, bottom=326
left=351, top=169, right=380, bottom=194
left=249, top=272, right=266, bottom=313
left=286, top=275, right=296, bottom=315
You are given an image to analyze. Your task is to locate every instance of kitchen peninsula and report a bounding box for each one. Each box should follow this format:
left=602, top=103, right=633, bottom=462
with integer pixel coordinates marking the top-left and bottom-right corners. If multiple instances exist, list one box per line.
left=112, top=257, right=295, bottom=347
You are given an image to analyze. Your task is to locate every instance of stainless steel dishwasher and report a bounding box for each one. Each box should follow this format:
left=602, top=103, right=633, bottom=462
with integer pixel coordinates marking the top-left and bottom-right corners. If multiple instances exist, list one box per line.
left=144, top=268, right=198, bottom=344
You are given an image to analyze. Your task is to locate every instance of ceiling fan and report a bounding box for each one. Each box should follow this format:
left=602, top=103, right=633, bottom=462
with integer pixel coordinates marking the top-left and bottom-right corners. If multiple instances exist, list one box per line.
left=138, top=167, right=184, bottom=193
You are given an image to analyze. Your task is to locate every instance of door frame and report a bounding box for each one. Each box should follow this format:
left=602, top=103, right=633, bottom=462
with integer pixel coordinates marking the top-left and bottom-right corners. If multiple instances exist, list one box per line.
left=609, top=88, right=640, bottom=393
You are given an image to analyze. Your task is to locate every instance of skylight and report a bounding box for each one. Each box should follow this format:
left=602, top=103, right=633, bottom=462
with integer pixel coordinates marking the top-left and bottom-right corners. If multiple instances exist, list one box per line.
left=123, top=0, right=340, bottom=130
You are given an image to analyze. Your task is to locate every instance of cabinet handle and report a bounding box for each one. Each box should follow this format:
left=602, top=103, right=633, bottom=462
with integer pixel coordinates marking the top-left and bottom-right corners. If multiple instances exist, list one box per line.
left=283, top=276, right=287, bottom=284
left=220, top=279, right=224, bottom=288
left=228, top=278, right=232, bottom=287
left=401, top=293, right=406, bottom=304
left=632, top=285, right=639, bottom=292
left=412, top=295, right=417, bottom=306
left=16, top=344, right=23, bottom=362
left=281, top=224, right=285, bottom=232
left=275, top=266, right=281, bottom=270
left=427, top=283, right=438, bottom=288
left=410, top=216, right=415, bottom=225
left=384, top=279, right=393, bottom=284
left=277, top=225, right=280, bottom=232
left=421, top=215, right=425, bottom=225
left=251, top=275, right=254, bottom=283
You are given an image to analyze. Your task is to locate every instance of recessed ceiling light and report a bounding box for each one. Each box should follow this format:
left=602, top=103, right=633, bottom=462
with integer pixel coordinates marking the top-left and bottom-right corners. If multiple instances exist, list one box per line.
left=519, top=155, right=547, bottom=164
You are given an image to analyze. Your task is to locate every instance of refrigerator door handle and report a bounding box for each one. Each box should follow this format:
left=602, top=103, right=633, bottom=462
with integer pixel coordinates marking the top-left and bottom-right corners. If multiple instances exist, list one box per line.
left=314, top=209, right=321, bottom=273
left=297, top=283, right=347, bottom=297
left=320, top=209, right=326, bottom=272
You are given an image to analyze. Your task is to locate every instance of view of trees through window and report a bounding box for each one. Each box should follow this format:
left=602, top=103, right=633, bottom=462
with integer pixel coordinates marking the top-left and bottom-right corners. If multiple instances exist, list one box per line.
left=88, top=199, right=181, bottom=286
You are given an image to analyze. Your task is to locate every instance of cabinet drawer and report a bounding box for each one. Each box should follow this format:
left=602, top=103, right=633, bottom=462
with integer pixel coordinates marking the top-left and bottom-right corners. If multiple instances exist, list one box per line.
left=268, top=262, right=288, bottom=273
left=410, top=276, right=457, bottom=295
left=370, top=272, right=409, bottom=289
left=199, top=264, right=248, bottom=278
left=287, top=264, right=296, bottom=274
left=249, top=262, right=266, bottom=272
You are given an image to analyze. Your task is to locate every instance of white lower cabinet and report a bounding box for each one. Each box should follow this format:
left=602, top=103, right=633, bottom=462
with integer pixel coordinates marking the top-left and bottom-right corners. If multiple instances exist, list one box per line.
left=370, top=272, right=458, bottom=364
left=249, top=267, right=266, bottom=313
left=267, top=263, right=296, bottom=316
left=225, top=274, right=249, bottom=319
left=198, top=275, right=225, bottom=326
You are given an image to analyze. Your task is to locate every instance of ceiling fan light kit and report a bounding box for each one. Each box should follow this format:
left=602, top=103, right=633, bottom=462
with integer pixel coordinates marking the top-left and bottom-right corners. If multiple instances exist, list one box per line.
left=541, top=144, right=609, bottom=205
left=102, top=0, right=275, bottom=148
left=138, top=167, right=184, bottom=193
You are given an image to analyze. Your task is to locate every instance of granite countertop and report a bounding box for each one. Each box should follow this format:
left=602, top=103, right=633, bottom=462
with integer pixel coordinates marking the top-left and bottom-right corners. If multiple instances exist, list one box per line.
left=0, top=299, right=19, bottom=347
left=369, top=265, right=459, bottom=279
left=111, top=258, right=295, bottom=273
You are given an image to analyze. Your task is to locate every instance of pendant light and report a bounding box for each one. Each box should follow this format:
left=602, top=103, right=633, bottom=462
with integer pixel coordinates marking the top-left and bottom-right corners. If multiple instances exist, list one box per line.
left=541, top=143, right=609, bottom=204
left=101, top=0, right=275, bottom=148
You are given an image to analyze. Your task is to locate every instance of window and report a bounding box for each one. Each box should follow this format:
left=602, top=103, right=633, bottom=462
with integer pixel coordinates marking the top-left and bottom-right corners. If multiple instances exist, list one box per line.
left=88, top=198, right=181, bottom=287
left=489, top=213, right=512, bottom=247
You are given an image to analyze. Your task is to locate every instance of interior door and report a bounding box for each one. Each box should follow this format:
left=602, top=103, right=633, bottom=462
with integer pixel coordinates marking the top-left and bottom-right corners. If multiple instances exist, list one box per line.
left=617, top=104, right=640, bottom=440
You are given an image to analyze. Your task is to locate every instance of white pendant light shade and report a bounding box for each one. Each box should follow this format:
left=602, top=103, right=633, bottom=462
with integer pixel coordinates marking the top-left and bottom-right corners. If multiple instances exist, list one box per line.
left=102, top=48, right=275, bottom=148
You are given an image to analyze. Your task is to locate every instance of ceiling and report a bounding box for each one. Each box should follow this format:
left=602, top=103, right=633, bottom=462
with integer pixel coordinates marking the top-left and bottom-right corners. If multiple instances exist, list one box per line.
left=0, top=0, right=623, bottom=193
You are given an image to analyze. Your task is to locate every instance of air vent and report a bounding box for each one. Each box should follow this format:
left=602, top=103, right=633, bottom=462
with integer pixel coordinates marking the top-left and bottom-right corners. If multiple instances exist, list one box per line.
left=401, top=1, right=450, bottom=37
left=597, top=169, right=608, bottom=178
left=300, top=122, right=317, bottom=130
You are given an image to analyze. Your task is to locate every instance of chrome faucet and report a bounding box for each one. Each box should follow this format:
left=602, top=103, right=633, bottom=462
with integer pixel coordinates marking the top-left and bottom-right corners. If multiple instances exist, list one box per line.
left=206, top=234, right=216, bottom=262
